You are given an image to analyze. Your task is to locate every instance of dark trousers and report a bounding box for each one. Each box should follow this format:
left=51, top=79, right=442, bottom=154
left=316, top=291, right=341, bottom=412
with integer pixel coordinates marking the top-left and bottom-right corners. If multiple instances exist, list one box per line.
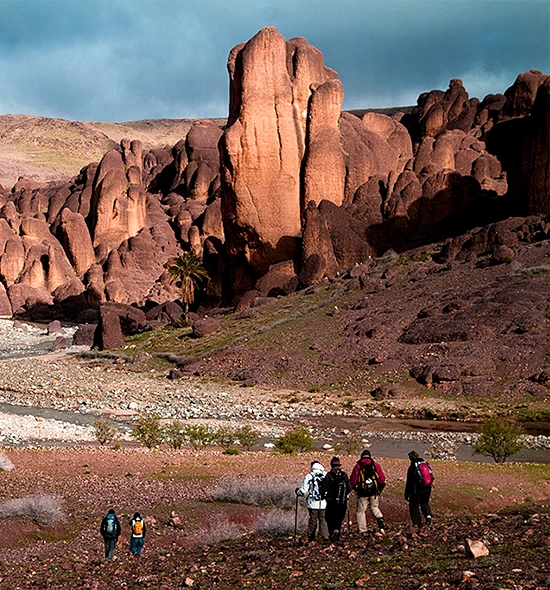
left=130, top=536, right=144, bottom=555
left=325, top=501, right=347, bottom=540
left=409, top=488, right=432, bottom=526
left=103, top=537, right=117, bottom=559
left=307, top=508, right=328, bottom=540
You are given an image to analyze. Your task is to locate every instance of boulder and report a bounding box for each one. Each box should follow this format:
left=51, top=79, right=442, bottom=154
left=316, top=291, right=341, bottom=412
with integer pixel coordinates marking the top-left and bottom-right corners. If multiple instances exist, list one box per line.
left=94, top=308, right=125, bottom=351
left=192, top=317, right=222, bottom=338
left=255, top=260, right=298, bottom=297
left=47, top=320, right=65, bottom=335
left=465, top=539, right=489, bottom=559
left=72, top=323, right=97, bottom=346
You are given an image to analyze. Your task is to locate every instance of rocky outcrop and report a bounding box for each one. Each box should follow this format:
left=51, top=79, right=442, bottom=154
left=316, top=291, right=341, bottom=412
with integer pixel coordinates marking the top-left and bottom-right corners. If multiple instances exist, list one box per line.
left=221, top=27, right=339, bottom=282
left=88, top=139, right=147, bottom=250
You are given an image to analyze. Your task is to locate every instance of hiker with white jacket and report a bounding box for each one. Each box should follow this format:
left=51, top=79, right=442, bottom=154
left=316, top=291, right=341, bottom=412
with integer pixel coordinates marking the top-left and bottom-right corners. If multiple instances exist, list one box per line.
left=295, top=460, right=329, bottom=542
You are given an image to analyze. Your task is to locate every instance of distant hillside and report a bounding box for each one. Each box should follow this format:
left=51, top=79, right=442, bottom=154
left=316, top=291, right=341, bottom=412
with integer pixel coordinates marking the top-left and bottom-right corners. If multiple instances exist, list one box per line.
left=0, top=114, right=226, bottom=189
left=0, top=110, right=410, bottom=190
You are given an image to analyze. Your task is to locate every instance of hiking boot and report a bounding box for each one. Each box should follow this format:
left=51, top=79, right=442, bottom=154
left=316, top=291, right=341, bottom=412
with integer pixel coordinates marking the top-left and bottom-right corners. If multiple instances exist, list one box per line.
left=330, top=529, right=340, bottom=542
left=426, top=515, right=432, bottom=526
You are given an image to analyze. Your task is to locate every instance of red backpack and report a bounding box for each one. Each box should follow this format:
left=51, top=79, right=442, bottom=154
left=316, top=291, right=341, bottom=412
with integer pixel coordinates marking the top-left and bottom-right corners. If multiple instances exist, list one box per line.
left=415, top=460, right=434, bottom=488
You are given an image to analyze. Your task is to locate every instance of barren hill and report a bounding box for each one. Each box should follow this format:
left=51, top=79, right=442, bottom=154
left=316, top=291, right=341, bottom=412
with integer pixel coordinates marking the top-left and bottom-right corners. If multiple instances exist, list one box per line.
left=0, top=114, right=226, bottom=189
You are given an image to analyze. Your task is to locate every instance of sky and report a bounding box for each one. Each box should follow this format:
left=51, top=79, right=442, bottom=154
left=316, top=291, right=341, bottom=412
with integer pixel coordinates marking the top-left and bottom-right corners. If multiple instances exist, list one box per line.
left=0, top=0, right=548, bottom=123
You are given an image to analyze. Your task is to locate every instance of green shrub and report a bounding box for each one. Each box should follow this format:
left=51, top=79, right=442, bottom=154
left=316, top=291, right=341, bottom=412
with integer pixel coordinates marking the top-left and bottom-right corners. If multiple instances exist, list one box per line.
left=214, top=425, right=237, bottom=450
left=92, top=417, right=118, bottom=446
left=183, top=424, right=214, bottom=450
left=472, top=417, right=524, bottom=463
left=163, top=420, right=186, bottom=450
left=274, top=427, right=313, bottom=454
left=131, top=414, right=162, bottom=449
left=235, top=425, right=261, bottom=451
left=224, top=447, right=240, bottom=455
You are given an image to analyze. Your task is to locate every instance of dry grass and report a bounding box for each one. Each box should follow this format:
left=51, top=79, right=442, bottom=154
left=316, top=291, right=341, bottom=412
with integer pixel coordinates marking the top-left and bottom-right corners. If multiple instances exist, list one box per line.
left=0, top=494, right=64, bottom=526
left=211, top=476, right=299, bottom=510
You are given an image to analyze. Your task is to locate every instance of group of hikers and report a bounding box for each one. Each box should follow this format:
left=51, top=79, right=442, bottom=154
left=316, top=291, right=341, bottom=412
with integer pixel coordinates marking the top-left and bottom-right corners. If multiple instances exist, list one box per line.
left=99, top=449, right=433, bottom=557
left=296, top=450, right=434, bottom=543
left=100, top=510, right=146, bottom=559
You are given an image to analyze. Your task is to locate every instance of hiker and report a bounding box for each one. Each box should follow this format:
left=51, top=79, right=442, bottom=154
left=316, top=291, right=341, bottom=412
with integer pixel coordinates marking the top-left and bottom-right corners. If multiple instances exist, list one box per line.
left=321, top=456, right=352, bottom=542
left=349, top=449, right=387, bottom=534
left=129, top=512, right=146, bottom=556
left=405, top=450, right=434, bottom=529
left=100, top=508, right=121, bottom=559
left=295, top=460, right=329, bottom=542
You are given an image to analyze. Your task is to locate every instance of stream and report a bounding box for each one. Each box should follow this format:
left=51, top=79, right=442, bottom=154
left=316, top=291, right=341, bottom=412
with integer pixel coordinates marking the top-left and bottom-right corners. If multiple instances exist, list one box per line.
left=1, top=400, right=548, bottom=463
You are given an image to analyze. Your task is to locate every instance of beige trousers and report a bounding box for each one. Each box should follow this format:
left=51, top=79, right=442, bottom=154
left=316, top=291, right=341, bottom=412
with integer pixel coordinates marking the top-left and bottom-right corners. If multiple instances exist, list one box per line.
left=356, top=495, right=383, bottom=533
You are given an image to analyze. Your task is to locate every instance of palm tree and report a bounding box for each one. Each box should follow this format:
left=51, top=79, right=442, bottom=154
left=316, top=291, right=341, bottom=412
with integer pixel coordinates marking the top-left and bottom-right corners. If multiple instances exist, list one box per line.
left=167, top=253, right=210, bottom=314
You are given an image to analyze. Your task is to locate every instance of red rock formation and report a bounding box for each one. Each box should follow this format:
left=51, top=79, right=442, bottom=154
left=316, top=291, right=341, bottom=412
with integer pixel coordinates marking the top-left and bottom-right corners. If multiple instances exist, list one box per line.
left=221, top=27, right=339, bottom=278
left=89, top=139, right=147, bottom=250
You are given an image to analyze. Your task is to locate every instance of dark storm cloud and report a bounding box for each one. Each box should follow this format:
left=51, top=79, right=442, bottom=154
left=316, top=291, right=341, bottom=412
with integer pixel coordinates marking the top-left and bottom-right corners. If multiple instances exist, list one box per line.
left=0, top=0, right=547, bottom=122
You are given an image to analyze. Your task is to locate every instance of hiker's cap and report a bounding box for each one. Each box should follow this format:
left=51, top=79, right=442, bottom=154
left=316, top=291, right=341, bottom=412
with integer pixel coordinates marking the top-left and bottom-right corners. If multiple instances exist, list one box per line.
left=361, top=449, right=372, bottom=458
left=330, top=456, right=341, bottom=467
left=133, top=512, right=141, bottom=519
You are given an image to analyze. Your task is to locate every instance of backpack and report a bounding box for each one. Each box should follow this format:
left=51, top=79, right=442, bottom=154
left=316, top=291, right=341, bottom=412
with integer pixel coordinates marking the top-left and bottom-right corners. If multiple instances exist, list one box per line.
left=415, top=460, right=434, bottom=488
left=105, top=513, right=115, bottom=535
left=331, top=471, right=348, bottom=505
left=355, top=461, right=379, bottom=497
left=132, top=519, right=144, bottom=536
left=309, top=472, right=325, bottom=502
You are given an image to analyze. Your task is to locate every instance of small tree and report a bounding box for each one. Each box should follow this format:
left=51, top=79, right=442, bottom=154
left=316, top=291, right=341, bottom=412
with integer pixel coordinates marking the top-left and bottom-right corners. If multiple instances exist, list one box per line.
left=164, top=420, right=186, bottom=450
left=92, top=417, right=118, bottom=446
left=183, top=424, right=214, bottom=450
left=131, top=415, right=162, bottom=449
left=235, top=425, right=261, bottom=451
left=167, top=253, right=210, bottom=314
left=214, top=425, right=237, bottom=450
left=274, top=427, right=314, bottom=454
left=472, top=417, right=524, bottom=463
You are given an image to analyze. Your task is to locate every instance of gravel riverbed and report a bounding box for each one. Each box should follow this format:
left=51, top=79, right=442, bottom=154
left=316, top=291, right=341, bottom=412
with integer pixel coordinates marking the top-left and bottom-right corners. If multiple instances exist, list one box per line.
left=0, top=320, right=549, bottom=457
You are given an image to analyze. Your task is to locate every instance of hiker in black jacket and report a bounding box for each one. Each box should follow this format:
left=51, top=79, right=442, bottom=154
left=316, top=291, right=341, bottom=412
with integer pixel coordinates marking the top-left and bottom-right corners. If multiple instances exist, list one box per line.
left=321, top=457, right=352, bottom=542
left=100, top=508, right=121, bottom=559
left=405, top=450, right=433, bottom=529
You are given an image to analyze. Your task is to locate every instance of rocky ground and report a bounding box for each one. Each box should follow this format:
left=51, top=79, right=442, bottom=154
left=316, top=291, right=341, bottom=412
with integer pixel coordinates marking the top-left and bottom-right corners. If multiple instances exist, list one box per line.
left=0, top=448, right=548, bottom=590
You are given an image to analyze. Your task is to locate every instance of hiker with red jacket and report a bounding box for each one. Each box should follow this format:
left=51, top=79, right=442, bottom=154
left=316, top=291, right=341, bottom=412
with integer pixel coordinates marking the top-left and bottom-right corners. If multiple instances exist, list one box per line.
left=129, top=512, right=146, bottom=556
left=100, top=508, right=121, bottom=560
left=321, top=456, right=352, bottom=542
left=349, top=449, right=386, bottom=534
left=405, top=450, right=434, bottom=529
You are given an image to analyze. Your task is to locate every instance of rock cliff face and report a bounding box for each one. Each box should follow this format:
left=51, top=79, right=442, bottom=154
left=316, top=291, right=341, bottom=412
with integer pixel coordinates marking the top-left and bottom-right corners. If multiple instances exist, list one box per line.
left=0, top=28, right=547, bottom=338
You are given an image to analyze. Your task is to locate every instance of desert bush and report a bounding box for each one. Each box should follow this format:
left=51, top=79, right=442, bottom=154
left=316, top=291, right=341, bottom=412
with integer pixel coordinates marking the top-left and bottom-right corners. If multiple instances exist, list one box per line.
left=472, top=417, right=524, bottom=463
left=0, top=452, right=14, bottom=472
left=131, top=414, right=162, bottom=449
left=163, top=419, right=186, bottom=450
left=214, top=425, right=237, bottom=450
left=183, top=423, right=214, bottom=450
left=187, top=516, right=242, bottom=546
left=92, top=417, right=118, bottom=446
left=235, top=425, right=261, bottom=451
left=332, top=432, right=363, bottom=456
left=0, top=494, right=64, bottom=526
left=252, top=508, right=307, bottom=537
left=211, top=477, right=298, bottom=510
left=274, top=427, right=313, bottom=454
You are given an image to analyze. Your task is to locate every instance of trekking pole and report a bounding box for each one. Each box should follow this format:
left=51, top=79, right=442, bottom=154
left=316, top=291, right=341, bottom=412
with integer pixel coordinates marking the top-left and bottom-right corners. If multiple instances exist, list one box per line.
left=347, top=506, right=351, bottom=535
left=293, top=493, right=299, bottom=543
